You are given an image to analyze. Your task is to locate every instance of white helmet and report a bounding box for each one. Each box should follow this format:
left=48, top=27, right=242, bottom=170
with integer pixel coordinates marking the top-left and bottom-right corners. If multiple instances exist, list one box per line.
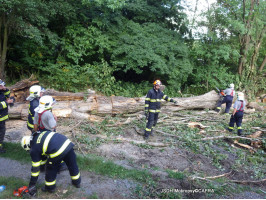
left=27, top=85, right=45, bottom=100
left=229, top=83, right=234, bottom=89
left=237, top=92, right=244, bottom=101
left=0, top=79, right=5, bottom=86
left=21, top=136, right=32, bottom=151
left=37, top=95, right=56, bottom=113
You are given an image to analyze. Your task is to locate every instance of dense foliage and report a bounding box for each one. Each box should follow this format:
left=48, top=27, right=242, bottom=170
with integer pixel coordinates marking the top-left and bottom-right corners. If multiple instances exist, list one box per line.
left=0, top=0, right=265, bottom=97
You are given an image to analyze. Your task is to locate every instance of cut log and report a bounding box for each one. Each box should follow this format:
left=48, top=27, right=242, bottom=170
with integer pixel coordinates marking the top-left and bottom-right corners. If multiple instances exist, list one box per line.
left=45, top=89, right=84, bottom=101
left=9, top=75, right=39, bottom=102
left=162, top=90, right=220, bottom=112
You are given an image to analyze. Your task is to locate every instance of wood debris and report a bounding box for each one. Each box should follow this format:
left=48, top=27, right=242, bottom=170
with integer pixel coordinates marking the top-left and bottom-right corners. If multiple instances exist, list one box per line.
left=187, top=122, right=210, bottom=129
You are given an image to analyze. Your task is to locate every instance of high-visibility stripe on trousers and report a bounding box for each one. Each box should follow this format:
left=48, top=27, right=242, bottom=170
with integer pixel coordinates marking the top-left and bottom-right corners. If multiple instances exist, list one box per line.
left=144, top=112, right=159, bottom=137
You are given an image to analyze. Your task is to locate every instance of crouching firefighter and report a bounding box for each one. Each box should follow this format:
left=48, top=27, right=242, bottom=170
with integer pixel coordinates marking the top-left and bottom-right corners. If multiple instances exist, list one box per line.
left=144, top=80, right=177, bottom=139
left=21, top=131, right=81, bottom=194
left=228, top=92, right=246, bottom=136
left=215, top=83, right=235, bottom=114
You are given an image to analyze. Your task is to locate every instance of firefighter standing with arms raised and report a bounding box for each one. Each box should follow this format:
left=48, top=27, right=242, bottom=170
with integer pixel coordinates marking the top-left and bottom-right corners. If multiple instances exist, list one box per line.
left=215, top=83, right=235, bottom=114
left=144, top=80, right=177, bottom=139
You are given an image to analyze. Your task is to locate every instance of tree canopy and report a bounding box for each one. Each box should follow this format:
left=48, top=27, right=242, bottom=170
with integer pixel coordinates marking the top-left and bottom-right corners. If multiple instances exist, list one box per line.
left=0, top=0, right=265, bottom=98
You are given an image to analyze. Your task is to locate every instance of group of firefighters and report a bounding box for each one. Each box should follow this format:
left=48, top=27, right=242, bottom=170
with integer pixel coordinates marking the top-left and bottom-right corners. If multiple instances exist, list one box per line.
left=0, top=79, right=246, bottom=195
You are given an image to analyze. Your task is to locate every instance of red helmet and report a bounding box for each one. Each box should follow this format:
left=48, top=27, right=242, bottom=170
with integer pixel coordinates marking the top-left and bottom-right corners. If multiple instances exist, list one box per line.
left=153, top=80, right=162, bottom=86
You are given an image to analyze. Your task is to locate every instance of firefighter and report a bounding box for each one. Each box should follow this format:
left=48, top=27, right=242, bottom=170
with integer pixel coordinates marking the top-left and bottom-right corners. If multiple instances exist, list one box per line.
left=26, top=85, right=45, bottom=132
left=0, top=79, right=14, bottom=153
left=33, top=95, right=67, bottom=172
left=228, top=92, right=246, bottom=135
left=33, top=95, right=57, bottom=132
left=144, top=80, right=177, bottom=139
left=215, top=83, right=235, bottom=114
left=21, top=130, right=81, bottom=194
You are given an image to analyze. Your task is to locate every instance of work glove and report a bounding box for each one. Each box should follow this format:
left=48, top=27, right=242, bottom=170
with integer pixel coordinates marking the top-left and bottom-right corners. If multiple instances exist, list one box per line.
left=145, top=111, right=149, bottom=120
left=173, top=100, right=177, bottom=104
left=28, top=185, right=37, bottom=197
left=230, top=114, right=234, bottom=119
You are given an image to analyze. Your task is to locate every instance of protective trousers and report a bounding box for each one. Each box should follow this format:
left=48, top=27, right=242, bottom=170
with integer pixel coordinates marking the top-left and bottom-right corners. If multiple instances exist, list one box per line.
left=44, top=148, right=81, bottom=190
left=144, top=112, right=159, bottom=138
left=216, top=96, right=233, bottom=113
left=0, top=121, right=6, bottom=144
left=228, top=111, right=243, bottom=135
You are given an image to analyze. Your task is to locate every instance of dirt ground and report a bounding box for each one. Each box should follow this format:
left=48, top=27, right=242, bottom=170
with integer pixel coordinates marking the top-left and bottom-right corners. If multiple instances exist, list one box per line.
left=2, top=113, right=266, bottom=199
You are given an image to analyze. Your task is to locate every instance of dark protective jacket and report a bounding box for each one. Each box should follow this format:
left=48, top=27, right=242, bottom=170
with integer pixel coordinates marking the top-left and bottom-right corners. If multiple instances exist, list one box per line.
left=27, top=98, right=39, bottom=130
left=145, top=88, right=174, bottom=113
left=0, top=89, right=10, bottom=122
left=29, top=131, right=74, bottom=185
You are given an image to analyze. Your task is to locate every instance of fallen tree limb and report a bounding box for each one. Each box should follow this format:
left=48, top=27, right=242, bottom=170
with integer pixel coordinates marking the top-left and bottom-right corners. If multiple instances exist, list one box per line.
left=194, top=135, right=261, bottom=141
left=95, top=134, right=167, bottom=147
left=233, top=140, right=256, bottom=153
left=230, top=178, right=266, bottom=184
left=155, top=129, right=181, bottom=138
left=190, top=171, right=232, bottom=181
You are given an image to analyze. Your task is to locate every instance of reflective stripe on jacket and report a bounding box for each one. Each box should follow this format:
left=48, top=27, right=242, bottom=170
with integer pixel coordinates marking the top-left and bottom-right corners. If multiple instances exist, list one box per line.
left=29, top=131, right=74, bottom=185
left=145, top=88, right=173, bottom=112
left=27, top=98, right=39, bottom=129
left=0, top=89, right=10, bottom=121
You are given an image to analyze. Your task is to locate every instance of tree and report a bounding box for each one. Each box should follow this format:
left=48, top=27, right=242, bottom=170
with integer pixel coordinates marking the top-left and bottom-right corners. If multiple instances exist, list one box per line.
left=189, top=0, right=265, bottom=96
left=0, top=0, right=127, bottom=81
left=0, top=0, right=61, bottom=80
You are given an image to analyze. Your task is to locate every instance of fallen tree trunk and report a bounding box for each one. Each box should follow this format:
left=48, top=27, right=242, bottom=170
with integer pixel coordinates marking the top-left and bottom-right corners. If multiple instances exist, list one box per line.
left=8, top=90, right=221, bottom=120
left=8, top=78, right=223, bottom=120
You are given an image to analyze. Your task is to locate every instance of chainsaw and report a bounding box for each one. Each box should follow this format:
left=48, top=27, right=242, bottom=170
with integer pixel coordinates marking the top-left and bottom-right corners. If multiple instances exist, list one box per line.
left=13, top=186, right=29, bottom=197
left=13, top=185, right=36, bottom=197
left=215, top=87, right=225, bottom=96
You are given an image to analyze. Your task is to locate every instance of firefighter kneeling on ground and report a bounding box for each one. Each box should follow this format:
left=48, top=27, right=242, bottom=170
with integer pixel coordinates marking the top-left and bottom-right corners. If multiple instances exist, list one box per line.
left=228, top=92, right=246, bottom=136
left=144, top=80, right=177, bottom=140
left=21, top=130, right=81, bottom=195
left=216, top=83, right=235, bottom=114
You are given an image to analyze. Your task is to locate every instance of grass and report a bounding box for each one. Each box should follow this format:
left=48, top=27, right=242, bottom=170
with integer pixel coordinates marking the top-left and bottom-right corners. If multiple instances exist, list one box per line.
left=77, top=154, right=153, bottom=183
left=1, top=142, right=153, bottom=184
left=0, top=142, right=31, bottom=163
left=0, top=177, right=28, bottom=199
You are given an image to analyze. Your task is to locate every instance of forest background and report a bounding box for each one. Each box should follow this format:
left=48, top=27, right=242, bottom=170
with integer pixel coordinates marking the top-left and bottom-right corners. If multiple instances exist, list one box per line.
left=0, top=0, right=265, bottom=98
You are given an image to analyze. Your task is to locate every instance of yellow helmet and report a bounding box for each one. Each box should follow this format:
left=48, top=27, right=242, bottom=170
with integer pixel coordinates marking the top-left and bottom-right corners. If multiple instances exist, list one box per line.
left=153, top=80, right=162, bottom=86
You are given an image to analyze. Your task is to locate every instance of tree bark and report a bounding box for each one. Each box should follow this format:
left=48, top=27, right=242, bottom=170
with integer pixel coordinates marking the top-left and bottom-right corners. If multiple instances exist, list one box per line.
left=0, top=14, right=8, bottom=80
left=8, top=90, right=220, bottom=120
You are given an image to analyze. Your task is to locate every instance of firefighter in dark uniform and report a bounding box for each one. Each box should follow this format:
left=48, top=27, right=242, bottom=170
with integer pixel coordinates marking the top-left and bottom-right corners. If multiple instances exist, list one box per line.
left=0, top=79, right=14, bottom=153
left=144, top=80, right=177, bottom=139
left=228, top=92, right=246, bottom=135
left=26, top=85, right=45, bottom=132
left=21, top=131, right=81, bottom=194
left=216, top=83, right=235, bottom=114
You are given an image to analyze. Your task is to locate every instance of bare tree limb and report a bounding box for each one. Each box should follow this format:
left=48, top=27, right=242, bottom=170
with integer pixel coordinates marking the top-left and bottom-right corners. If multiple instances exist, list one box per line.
left=194, top=135, right=261, bottom=141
